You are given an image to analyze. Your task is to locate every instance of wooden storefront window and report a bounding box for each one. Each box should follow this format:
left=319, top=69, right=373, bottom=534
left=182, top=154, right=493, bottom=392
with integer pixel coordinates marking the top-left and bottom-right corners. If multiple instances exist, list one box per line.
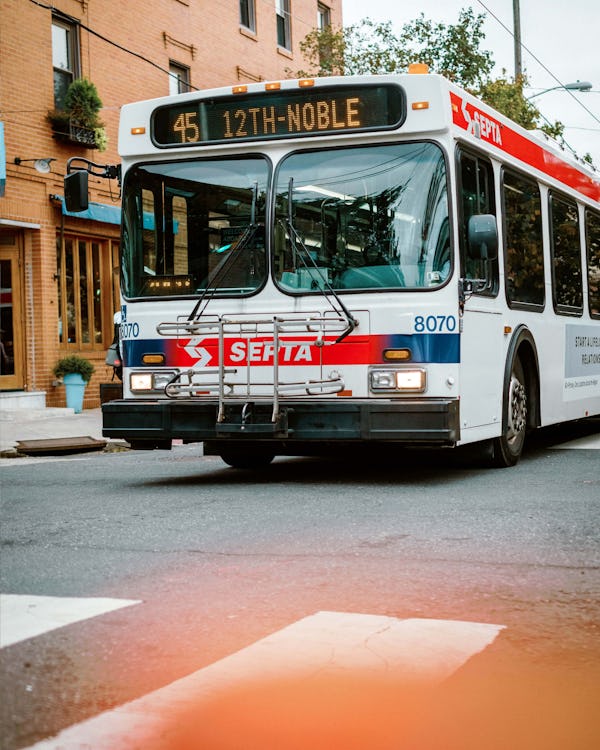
left=57, top=234, right=120, bottom=349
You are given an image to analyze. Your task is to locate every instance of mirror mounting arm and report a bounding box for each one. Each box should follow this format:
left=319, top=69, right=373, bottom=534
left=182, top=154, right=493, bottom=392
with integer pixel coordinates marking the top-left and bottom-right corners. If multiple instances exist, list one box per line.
left=66, top=157, right=121, bottom=183
left=64, top=157, right=121, bottom=212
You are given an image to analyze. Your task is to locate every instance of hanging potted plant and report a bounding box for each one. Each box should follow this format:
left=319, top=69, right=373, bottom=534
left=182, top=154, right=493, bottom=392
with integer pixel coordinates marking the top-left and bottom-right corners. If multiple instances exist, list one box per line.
left=53, top=354, right=95, bottom=413
left=48, top=78, right=108, bottom=151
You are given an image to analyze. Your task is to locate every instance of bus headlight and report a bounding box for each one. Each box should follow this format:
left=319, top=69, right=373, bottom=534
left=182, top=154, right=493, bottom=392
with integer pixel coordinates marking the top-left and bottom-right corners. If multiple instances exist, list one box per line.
left=369, top=367, right=427, bottom=393
left=130, top=371, right=178, bottom=392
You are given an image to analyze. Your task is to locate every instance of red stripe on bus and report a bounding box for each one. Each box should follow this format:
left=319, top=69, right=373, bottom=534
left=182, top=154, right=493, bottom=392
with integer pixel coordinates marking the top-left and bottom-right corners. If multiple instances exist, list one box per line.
left=450, top=92, right=600, bottom=203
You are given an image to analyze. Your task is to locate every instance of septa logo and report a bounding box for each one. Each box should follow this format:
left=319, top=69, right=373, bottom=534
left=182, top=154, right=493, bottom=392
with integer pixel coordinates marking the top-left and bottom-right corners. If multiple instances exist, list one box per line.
left=229, top=340, right=316, bottom=364
left=184, top=337, right=212, bottom=366
left=181, top=338, right=320, bottom=367
left=460, top=98, right=503, bottom=147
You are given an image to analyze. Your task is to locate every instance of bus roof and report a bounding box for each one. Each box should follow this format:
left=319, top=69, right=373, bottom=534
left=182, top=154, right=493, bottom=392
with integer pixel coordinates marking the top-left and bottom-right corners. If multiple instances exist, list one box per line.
left=118, top=72, right=600, bottom=205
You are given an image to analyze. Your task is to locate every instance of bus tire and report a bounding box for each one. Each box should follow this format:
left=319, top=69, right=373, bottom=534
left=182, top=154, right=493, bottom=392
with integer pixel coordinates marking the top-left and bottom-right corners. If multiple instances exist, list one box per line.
left=491, top=355, right=527, bottom=467
left=219, top=449, right=275, bottom=469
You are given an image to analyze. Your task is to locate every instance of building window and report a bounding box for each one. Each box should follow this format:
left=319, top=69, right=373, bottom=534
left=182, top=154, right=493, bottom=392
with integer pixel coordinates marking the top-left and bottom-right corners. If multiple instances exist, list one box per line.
left=316, top=3, right=332, bottom=70
left=276, top=0, right=291, bottom=50
left=57, top=235, right=118, bottom=348
left=52, top=14, right=80, bottom=110
left=317, top=3, right=331, bottom=30
left=502, top=169, right=544, bottom=308
left=240, top=0, right=256, bottom=32
left=169, top=62, right=191, bottom=96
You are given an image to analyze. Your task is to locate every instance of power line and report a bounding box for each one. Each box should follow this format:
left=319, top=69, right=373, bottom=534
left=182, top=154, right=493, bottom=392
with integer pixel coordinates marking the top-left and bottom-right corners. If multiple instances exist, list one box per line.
left=475, top=0, right=600, bottom=127
left=28, top=0, right=200, bottom=91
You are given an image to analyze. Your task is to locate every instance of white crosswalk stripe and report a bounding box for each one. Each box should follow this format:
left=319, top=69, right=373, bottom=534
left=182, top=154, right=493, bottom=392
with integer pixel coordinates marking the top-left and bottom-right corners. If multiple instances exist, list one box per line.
left=0, top=594, right=141, bottom=648
left=23, top=610, right=504, bottom=749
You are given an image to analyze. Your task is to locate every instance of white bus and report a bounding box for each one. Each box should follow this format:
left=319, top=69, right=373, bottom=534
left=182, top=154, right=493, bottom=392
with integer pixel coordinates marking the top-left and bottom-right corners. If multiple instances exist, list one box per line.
left=67, top=67, right=600, bottom=467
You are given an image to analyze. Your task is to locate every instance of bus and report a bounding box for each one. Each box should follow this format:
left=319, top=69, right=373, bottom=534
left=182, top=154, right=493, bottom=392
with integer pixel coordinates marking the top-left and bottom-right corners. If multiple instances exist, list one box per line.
left=66, top=66, right=600, bottom=468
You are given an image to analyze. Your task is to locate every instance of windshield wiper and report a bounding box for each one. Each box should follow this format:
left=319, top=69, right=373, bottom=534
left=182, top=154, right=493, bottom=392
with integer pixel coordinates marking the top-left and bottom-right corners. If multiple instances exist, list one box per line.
left=188, top=183, right=260, bottom=323
left=281, top=178, right=358, bottom=343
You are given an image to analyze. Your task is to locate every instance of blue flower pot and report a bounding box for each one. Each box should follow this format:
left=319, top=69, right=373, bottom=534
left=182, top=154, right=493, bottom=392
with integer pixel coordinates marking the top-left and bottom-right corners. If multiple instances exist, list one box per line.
left=63, top=372, right=86, bottom=413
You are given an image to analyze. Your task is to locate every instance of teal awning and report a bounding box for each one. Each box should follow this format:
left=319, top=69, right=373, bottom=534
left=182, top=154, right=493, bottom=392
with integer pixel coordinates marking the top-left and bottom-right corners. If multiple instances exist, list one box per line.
left=58, top=199, right=174, bottom=231
left=60, top=197, right=122, bottom=225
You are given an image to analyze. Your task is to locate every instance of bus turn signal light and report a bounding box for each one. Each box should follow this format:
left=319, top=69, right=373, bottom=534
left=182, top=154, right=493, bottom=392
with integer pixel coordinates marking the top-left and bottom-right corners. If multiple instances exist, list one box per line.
left=383, top=348, right=411, bottom=361
left=142, top=353, right=165, bottom=365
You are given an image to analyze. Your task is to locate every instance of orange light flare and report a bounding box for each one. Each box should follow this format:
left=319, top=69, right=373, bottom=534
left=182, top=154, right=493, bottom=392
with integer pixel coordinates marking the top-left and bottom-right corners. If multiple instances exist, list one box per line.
left=137, top=662, right=600, bottom=750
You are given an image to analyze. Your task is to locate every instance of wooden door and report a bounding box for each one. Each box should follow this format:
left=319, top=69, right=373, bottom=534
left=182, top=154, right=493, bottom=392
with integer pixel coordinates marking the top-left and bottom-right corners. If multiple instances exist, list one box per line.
left=0, top=234, right=25, bottom=390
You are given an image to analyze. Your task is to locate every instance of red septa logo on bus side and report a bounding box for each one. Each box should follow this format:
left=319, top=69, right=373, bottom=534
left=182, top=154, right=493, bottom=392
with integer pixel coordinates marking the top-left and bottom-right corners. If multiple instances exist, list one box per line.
left=452, top=94, right=503, bottom=147
left=450, top=91, right=600, bottom=203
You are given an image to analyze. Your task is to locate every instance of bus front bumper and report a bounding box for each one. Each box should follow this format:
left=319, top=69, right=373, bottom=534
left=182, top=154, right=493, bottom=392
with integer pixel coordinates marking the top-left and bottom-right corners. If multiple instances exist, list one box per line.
left=102, top=397, right=460, bottom=448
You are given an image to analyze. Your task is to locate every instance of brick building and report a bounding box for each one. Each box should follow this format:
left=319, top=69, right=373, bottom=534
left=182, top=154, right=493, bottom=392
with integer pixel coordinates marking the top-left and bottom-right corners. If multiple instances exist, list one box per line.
left=0, top=0, right=342, bottom=408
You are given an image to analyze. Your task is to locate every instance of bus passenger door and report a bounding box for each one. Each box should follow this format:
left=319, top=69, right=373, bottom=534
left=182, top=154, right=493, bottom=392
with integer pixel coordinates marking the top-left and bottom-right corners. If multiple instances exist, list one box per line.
left=456, top=148, right=504, bottom=439
left=460, top=304, right=504, bottom=436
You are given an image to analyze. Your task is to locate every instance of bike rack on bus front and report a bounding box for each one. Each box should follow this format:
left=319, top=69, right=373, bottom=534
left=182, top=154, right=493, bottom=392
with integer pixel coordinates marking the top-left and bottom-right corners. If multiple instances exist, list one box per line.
left=156, top=314, right=348, bottom=429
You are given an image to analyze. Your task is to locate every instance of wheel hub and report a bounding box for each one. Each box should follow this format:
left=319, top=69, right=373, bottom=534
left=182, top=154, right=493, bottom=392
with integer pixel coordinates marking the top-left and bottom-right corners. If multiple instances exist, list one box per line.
left=508, top=376, right=527, bottom=440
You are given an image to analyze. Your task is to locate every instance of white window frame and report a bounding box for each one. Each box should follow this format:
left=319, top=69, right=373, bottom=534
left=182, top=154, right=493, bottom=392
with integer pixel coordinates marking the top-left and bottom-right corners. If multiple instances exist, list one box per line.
left=317, top=3, right=331, bottom=30
left=240, top=0, right=256, bottom=33
left=52, top=14, right=80, bottom=110
left=169, top=61, right=191, bottom=96
left=276, top=0, right=291, bottom=50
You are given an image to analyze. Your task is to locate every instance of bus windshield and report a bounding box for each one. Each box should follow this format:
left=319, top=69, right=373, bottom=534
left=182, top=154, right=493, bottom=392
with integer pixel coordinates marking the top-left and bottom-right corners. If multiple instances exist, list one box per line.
left=274, top=142, right=450, bottom=292
left=120, top=143, right=450, bottom=299
left=121, top=156, right=269, bottom=298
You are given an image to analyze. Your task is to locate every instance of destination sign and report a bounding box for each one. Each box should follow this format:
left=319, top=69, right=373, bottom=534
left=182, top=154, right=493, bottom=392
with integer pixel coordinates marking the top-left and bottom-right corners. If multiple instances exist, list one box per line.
left=152, top=84, right=405, bottom=146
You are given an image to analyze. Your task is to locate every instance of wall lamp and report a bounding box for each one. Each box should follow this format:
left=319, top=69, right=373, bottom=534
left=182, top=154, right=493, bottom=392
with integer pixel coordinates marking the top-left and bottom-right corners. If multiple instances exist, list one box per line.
left=526, top=81, right=593, bottom=100
left=14, top=157, right=56, bottom=173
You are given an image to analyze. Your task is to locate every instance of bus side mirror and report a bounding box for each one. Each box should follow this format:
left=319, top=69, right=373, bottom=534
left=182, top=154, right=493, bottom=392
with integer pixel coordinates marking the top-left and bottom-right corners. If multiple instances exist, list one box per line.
left=64, top=170, right=89, bottom=212
left=467, top=214, right=498, bottom=261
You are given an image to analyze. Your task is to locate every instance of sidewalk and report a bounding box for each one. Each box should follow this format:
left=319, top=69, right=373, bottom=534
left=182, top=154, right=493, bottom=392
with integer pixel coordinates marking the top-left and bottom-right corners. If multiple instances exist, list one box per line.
left=0, top=407, right=106, bottom=455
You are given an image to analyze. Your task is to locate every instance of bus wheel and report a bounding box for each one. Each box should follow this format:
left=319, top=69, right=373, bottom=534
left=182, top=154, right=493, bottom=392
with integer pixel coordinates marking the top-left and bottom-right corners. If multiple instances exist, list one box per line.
left=219, top=449, right=275, bottom=469
left=491, top=356, right=527, bottom=467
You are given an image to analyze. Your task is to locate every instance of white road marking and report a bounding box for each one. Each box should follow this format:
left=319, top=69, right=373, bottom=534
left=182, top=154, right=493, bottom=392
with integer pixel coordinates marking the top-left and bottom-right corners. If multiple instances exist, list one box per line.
left=0, top=457, right=93, bottom=467
left=0, top=594, right=141, bottom=648
left=24, top=610, right=504, bottom=749
left=551, top=433, right=600, bottom=449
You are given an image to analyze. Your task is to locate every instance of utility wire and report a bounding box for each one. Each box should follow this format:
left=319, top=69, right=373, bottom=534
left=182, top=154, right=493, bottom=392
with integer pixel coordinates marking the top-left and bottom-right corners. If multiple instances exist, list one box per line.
left=27, top=0, right=600, bottom=157
left=28, top=0, right=200, bottom=90
left=476, top=0, right=600, bottom=127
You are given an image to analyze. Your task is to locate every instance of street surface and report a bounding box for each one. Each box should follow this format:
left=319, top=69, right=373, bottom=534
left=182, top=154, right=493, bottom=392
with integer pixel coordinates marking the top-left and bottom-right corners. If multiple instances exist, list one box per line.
left=1, top=420, right=599, bottom=749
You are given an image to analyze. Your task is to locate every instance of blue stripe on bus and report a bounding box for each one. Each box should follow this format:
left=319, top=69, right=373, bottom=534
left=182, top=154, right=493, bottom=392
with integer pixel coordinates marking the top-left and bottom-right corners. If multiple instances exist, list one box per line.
left=383, top=333, right=460, bottom=363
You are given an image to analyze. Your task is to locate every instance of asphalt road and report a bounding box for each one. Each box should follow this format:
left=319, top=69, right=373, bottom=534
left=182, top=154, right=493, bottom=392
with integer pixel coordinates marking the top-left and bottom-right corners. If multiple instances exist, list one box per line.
left=1, top=421, right=599, bottom=749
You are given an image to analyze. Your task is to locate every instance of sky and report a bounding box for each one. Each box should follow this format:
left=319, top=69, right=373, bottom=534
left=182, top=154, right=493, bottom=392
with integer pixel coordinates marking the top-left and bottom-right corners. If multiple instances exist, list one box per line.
left=341, top=0, right=600, bottom=170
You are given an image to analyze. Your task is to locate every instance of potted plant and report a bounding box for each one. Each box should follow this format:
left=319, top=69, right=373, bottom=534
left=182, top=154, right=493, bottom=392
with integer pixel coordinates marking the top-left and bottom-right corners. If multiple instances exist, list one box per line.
left=48, top=78, right=108, bottom=151
left=53, top=354, right=95, bottom=413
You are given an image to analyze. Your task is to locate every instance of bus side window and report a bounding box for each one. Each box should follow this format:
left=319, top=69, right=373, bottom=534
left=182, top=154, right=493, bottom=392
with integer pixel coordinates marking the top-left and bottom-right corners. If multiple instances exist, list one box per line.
left=502, top=169, right=544, bottom=309
left=458, top=149, right=499, bottom=295
left=586, top=208, right=600, bottom=318
left=550, top=192, right=583, bottom=314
